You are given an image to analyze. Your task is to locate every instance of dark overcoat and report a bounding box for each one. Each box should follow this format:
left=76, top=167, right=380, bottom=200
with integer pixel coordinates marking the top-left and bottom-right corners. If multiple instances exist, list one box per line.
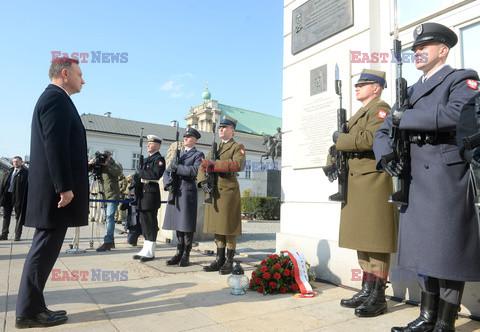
left=335, top=98, right=398, bottom=253
left=373, top=66, right=480, bottom=281
left=197, top=139, right=246, bottom=236
left=162, top=147, right=204, bottom=232
left=138, top=151, right=165, bottom=211
left=25, top=84, right=89, bottom=228
left=0, top=166, right=28, bottom=209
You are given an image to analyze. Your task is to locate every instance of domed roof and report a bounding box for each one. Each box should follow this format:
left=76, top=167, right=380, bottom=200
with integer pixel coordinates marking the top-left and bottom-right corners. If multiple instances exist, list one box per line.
left=202, top=88, right=211, bottom=102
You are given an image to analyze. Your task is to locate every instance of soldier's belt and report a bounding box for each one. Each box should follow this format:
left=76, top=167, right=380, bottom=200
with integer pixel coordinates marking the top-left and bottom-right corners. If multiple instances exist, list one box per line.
left=345, top=151, right=375, bottom=159
left=407, top=131, right=456, bottom=144
left=217, top=173, right=236, bottom=178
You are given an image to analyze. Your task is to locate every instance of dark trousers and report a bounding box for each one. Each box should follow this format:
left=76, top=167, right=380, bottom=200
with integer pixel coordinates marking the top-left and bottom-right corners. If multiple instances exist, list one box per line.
left=419, top=275, right=465, bottom=305
left=176, top=231, right=194, bottom=246
left=139, top=210, right=158, bottom=242
left=16, top=226, right=68, bottom=317
left=1, top=192, right=23, bottom=238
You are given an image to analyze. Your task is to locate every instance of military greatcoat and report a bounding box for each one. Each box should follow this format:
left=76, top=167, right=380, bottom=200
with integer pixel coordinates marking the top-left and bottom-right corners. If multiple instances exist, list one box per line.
left=374, top=66, right=480, bottom=281
left=197, top=139, right=246, bottom=236
left=335, top=98, right=398, bottom=253
left=163, top=147, right=204, bottom=232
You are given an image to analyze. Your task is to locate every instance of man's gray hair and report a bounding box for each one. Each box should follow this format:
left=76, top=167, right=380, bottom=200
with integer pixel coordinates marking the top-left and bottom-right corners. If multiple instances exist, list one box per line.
left=49, top=57, right=79, bottom=80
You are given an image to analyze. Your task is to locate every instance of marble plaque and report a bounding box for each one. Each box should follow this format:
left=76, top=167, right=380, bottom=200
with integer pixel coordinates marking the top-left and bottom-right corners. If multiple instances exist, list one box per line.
left=292, top=0, right=354, bottom=55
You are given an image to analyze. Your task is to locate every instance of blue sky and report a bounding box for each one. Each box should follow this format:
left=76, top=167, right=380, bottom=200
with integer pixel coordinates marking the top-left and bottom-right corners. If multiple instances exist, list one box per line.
left=0, top=0, right=284, bottom=159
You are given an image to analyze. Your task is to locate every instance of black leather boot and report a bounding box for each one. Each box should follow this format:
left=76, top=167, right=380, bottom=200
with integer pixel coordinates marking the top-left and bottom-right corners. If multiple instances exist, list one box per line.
left=391, top=291, right=439, bottom=332
left=433, top=299, right=459, bottom=332
left=179, top=245, right=192, bottom=267
left=340, top=271, right=374, bottom=308
left=166, top=244, right=184, bottom=265
left=203, top=247, right=226, bottom=272
left=355, top=277, right=388, bottom=317
left=219, top=249, right=235, bottom=275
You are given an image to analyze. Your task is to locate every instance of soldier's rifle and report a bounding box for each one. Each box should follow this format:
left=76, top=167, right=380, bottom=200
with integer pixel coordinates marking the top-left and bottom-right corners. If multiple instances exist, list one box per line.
left=204, top=121, right=218, bottom=205
left=165, top=121, right=180, bottom=205
left=322, top=63, right=348, bottom=202
left=387, top=0, right=410, bottom=206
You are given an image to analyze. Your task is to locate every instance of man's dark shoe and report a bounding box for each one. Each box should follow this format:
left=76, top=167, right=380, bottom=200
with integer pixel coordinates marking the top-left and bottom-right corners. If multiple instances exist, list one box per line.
left=133, top=254, right=141, bottom=260
left=179, top=245, right=192, bottom=267
left=14, top=237, right=21, bottom=241
left=166, top=244, right=184, bottom=266
left=391, top=291, right=439, bottom=332
left=45, top=308, right=67, bottom=316
left=15, top=311, right=68, bottom=328
left=219, top=249, right=235, bottom=275
left=203, top=247, right=226, bottom=272
left=340, top=271, right=374, bottom=308
left=96, top=242, right=115, bottom=252
left=355, top=278, right=388, bottom=317
left=0, top=234, right=7, bottom=240
left=140, top=256, right=155, bottom=262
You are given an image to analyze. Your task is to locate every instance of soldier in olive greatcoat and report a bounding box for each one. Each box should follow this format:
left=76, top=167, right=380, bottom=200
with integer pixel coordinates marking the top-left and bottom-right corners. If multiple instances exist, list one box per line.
left=326, top=69, right=398, bottom=318
left=198, top=116, right=246, bottom=274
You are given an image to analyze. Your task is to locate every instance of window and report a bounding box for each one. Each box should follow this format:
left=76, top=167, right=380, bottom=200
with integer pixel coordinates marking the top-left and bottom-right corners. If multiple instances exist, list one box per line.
left=397, top=0, right=450, bottom=26
left=132, top=153, right=140, bottom=169
left=461, top=22, right=480, bottom=71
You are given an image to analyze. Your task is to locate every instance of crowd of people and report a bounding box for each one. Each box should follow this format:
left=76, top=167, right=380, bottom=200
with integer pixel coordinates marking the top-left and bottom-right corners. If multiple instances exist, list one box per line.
left=2, top=20, right=479, bottom=332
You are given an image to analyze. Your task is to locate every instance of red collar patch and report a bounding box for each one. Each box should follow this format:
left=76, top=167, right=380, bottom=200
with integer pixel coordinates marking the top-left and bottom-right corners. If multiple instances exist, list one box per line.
left=378, top=110, right=387, bottom=119
left=467, top=79, right=478, bottom=90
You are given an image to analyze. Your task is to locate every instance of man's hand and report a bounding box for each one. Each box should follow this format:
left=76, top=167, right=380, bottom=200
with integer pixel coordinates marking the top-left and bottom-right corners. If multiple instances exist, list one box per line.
left=171, top=161, right=179, bottom=172
left=326, top=168, right=338, bottom=182
left=463, top=147, right=480, bottom=167
left=88, top=157, right=95, bottom=165
left=200, top=180, right=212, bottom=194
left=332, top=131, right=342, bottom=143
left=58, top=190, right=74, bottom=208
left=380, top=153, right=404, bottom=177
left=392, top=107, right=406, bottom=126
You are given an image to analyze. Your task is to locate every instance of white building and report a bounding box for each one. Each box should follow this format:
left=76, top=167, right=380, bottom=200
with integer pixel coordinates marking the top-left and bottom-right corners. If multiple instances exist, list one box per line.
left=280, top=0, right=480, bottom=315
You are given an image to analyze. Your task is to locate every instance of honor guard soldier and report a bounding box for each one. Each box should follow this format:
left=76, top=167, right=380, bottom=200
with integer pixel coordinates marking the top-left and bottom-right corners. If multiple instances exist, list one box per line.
left=373, top=23, right=480, bottom=332
left=198, top=116, right=246, bottom=274
left=133, top=134, right=165, bottom=261
left=326, top=69, right=398, bottom=317
left=163, top=127, right=204, bottom=266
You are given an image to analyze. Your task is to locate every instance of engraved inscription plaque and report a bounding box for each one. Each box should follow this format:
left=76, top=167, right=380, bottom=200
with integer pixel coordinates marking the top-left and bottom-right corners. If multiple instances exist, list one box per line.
left=310, top=64, right=327, bottom=96
left=292, top=0, right=354, bottom=55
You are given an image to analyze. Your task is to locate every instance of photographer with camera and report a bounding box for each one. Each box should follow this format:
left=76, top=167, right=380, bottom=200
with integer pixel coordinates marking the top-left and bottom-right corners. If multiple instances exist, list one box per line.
left=88, top=150, right=122, bottom=251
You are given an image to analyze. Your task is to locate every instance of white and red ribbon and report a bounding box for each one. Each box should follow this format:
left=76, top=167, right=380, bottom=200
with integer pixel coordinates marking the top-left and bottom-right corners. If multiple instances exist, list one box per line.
left=282, top=250, right=315, bottom=298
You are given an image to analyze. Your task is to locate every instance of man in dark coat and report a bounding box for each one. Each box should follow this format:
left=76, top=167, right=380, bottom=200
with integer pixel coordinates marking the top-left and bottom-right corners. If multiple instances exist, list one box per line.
left=0, top=156, right=28, bottom=241
left=15, top=57, right=88, bottom=328
left=163, top=127, right=204, bottom=266
left=197, top=116, right=246, bottom=274
left=132, top=135, right=165, bottom=262
left=326, top=69, right=398, bottom=318
left=373, top=23, right=480, bottom=332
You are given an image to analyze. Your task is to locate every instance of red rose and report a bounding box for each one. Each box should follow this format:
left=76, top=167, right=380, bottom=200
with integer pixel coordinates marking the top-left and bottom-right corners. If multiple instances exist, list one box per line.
left=257, top=286, right=263, bottom=293
left=261, top=265, right=268, bottom=273
left=283, top=269, right=291, bottom=276
left=269, top=282, right=277, bottom=289
left=274, top=263, right=281, bottom=270
left=263, top=272, right=271, bottom=280
left=291, top=283, right=299, bottom=292
left=273, top=272, right=281, bottom=279
left=254, top=277, right=261, bottom=284
left=270, top=254, right=279, bottom=259
left=251, top=271, right=256, bottom=277
left=279, top=287, right=287, bottom=294
left=261, top=259, right=267, bottom=265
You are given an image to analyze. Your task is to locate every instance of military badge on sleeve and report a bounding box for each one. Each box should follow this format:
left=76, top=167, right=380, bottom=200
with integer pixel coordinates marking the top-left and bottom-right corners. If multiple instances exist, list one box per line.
left=159, top=161, right=164, bottom=166
left=378, top=110, right=387, bottom=119
left=467, top=79, right=478, bottom=90
left=240, top=149, right=245, bottom=155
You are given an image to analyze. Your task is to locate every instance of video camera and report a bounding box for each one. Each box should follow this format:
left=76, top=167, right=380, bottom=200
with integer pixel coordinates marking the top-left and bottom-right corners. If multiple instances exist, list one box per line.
left=92, top=151, right=109, bottom=175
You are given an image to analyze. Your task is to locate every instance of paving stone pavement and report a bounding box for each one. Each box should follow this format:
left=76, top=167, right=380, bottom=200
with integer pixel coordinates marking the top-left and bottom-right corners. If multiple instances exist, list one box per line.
left=1, top=220, right=479, bottom=331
